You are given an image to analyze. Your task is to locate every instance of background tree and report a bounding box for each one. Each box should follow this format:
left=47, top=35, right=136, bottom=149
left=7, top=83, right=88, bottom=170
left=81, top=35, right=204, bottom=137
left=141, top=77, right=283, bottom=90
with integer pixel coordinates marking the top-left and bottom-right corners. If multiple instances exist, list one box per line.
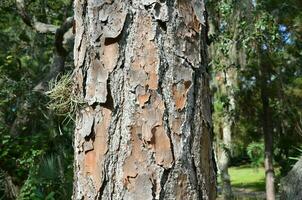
left=208, top=0, right=302, bottom=199
left=207, top=0, right=251, bottom=199
left=236, top=1, right=302, bottom=198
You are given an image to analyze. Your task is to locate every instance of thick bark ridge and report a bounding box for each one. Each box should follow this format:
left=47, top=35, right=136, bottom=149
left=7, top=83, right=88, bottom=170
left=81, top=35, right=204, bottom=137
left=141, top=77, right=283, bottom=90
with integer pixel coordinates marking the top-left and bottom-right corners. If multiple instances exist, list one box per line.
left=73, top=0, right=216, bottom=199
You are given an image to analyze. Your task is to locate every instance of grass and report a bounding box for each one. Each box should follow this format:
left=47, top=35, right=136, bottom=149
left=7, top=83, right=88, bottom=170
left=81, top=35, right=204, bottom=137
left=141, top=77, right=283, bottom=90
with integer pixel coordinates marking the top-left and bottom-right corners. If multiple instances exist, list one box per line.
left=229, top=165, right=265, bottom=191
left=217, top=165, right=281, bottom=199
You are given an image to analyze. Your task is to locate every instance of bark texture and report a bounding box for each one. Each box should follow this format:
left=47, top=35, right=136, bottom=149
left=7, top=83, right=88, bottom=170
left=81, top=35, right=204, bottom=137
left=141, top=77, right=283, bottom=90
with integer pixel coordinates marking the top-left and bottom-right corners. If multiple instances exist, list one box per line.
left=280, top=157, right=302, bottom=200
left=73, top=0, right=216, bottom=199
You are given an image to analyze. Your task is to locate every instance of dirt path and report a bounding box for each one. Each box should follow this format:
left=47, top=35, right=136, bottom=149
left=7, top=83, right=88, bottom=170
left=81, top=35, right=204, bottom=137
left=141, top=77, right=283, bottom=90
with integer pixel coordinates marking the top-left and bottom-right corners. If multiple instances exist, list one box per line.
left=217, top=187, right=280, bottom=200
left=233, top=188, right=265, bottom=199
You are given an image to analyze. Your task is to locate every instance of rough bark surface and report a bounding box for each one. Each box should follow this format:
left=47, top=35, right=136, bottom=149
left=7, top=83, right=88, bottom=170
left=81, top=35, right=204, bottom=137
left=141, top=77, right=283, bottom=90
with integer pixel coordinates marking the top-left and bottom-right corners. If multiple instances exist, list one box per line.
left=73, top=0, right=216, bottom=199
left=280, top=157, right=302, bottom=200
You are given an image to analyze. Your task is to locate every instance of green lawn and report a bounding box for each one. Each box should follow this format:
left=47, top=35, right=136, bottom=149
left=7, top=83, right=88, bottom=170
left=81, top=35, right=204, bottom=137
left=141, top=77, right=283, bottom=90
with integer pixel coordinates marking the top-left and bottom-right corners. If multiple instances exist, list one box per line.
left=229, top=166, right=266, bottom=191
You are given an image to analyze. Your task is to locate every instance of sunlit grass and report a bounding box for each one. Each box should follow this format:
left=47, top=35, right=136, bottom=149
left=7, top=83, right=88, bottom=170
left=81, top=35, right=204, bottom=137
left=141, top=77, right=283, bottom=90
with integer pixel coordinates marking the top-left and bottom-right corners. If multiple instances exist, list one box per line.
left=229, top=166, right=265, bottom=191
left=228, top=165, right=281, bottom=192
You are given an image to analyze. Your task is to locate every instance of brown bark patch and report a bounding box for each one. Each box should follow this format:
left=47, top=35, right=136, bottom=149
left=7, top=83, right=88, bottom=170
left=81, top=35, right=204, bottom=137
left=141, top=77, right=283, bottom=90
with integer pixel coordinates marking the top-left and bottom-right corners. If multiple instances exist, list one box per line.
left=84, top=149, right=102, bottom=190
left=140, top=93, right=174, bottom=168
left=131, top=13, right=159, bottom=90
left=176, top=173, right=190, bottom=200
left=103, top=40, right=119, bottom=72
left=136, top=86, right=150, bottom=108
left=172, top=117, right=182, bottom=136
left=84, top=150, right=97, bottom=176
left=124, top=92, right=174, bottom=190
left=84, top=107, right=111, bottom=191
left=151, top=125, right=174, bottom=168
left=141, top=100, right=164, bottom=143
left=177, top=0, right=201, bottom=32
left=147, top=71, right=159, bottom=90
left=138, top=93, right=150, bottom=108
left=172, top=80, right=191, bottom=110
left=123, top=126, right=147, bottom=188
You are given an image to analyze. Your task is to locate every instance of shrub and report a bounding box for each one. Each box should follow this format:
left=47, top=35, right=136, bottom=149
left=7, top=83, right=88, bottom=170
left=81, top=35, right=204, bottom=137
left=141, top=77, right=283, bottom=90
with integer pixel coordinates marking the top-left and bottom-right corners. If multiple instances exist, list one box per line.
left=247, top=142, right=264, bottom=168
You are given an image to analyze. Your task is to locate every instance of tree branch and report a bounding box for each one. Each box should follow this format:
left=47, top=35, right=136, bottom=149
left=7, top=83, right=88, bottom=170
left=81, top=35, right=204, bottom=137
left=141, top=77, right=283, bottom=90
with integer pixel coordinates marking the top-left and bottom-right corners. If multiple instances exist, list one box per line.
left=0, top=169, right=19, bottom=199
left=11, top=1, right=74, bottom=135
left=16, top=0, right=59, bottom=34
left=33, top=17, right=74, bottom=92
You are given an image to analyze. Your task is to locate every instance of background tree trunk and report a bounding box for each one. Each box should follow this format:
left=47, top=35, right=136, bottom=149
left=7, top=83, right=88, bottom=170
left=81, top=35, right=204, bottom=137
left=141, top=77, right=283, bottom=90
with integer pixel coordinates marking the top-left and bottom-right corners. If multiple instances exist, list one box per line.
left=218, top=118, right=233, bottom=200
left=72, top=0, right=216, bottom=199
left=259, top=51, right=275, bottom=200
left=207, top=4, right=242, bottom=197
left=215, top=69, right=236, bottom=200
left=219, top=70, right=236, bottom=200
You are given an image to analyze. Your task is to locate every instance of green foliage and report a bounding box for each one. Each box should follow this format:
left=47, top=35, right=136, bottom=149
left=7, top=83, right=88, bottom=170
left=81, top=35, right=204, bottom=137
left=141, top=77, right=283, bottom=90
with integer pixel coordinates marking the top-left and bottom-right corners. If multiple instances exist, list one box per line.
left=0, top=0, right=74, bottom=199
left=17, top=171, right=40, bottom=200
left=288, top=147, right=302, bottom=161
left=247, top=142, right=265, bottom=168
left=286, top=77, right=302, bottom=98
left=18, top=151, right=73, bottom=199
left=209, top=0, right=302, bottom=177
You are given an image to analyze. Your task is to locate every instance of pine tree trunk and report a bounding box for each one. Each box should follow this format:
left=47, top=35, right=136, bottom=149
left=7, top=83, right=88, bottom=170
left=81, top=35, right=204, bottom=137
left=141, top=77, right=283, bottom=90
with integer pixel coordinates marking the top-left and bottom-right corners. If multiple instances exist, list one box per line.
left=72, top=0, right=216, bottom=199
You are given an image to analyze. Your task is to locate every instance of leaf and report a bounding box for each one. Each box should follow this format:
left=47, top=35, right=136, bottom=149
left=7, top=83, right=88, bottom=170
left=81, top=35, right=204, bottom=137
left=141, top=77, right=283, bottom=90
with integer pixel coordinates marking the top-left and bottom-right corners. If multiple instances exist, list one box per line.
left=45, top=192, right=55, bottom=200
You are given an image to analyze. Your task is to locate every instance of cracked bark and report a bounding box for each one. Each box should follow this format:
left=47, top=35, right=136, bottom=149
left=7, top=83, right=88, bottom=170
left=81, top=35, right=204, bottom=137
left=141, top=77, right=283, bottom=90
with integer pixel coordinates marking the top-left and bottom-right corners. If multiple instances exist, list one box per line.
left=73, top=0, right=216, bottom=199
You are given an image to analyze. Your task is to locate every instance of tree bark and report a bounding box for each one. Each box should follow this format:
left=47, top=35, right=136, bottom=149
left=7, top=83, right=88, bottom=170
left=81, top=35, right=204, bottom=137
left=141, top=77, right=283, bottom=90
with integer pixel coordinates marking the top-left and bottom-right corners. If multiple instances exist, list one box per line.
left=281, top=157, right=302, bottom=200
left=72, top=0, right=216, bottom=199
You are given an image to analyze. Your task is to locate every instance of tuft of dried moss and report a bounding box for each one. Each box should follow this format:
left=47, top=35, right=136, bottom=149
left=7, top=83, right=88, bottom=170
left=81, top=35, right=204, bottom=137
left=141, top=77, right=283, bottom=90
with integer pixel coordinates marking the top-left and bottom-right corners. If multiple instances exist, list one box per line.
left=46, top=73, right=84, bottom=120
